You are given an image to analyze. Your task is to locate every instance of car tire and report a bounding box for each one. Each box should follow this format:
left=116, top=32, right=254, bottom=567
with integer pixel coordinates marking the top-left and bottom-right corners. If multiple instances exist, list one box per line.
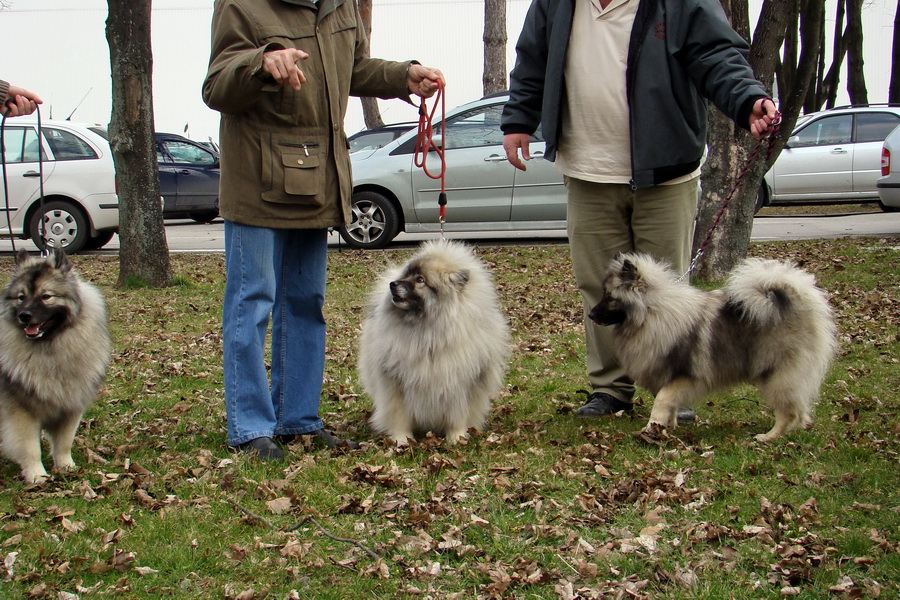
left=83, top=230, right=115, bottom=250
left=339, top=191, right=400, bottom=249
left=754, top=183, right=769, bottom=214
left=190, top=210, right=219, bottom=223
left=29, top=200, right=89, bottom=254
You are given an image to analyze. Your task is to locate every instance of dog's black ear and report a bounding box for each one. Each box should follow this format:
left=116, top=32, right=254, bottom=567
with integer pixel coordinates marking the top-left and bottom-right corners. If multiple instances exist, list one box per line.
left=52, top=247, right=73, bottom=274
left=15, top=248, right=31, bottom=267
left=449, top=269, right=470, bottom=290
left=621, top=258, right=639, bottom=282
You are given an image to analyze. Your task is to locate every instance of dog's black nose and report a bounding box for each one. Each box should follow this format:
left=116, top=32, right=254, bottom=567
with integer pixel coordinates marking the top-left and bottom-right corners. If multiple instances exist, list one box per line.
left=18, top=311, right=32, bottom=324
left=389, top=281, right=399, bottom=291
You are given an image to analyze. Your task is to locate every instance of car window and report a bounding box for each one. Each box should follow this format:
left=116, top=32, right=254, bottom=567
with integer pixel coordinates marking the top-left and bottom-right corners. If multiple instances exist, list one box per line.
left=350, top=131, right=399, bottom=153
left=160, top=140, right=217, bottom=165
left=855, top=112, right=900, bottom=143
left=792, top=115, right=853, bottom=147
left=43, top=128, right=98, bottom=161
left=1, top=126, right=45, bottom=163
left=443, top=104, right=504, bottom=149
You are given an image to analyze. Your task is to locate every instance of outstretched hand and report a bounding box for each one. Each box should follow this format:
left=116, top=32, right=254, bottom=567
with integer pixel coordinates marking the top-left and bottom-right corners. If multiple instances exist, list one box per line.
left=749, top=98, right=778, bottom=138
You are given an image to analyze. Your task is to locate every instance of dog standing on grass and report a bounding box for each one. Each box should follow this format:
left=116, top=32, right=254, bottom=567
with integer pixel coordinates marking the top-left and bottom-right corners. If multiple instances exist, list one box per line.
left=0, top=249, right=111, bottom=482
left=589, top=253, right=838, bottom=442
left=360, top=240, right=510, bottom=445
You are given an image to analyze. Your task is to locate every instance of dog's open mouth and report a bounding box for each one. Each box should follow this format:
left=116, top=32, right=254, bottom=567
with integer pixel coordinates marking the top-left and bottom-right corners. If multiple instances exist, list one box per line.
left=23, top=322, right=47, bottom=339
left=391, top=294, right=408, bottom=305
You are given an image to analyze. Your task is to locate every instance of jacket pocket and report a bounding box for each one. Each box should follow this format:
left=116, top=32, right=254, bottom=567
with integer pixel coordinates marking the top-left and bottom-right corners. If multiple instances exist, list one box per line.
left=261, top=142, right=325, bottom=206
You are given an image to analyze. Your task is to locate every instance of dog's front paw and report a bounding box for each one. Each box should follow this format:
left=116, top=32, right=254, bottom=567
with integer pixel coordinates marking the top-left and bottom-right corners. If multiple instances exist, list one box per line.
left=54, top=455, right=76, bottom=472
left=21, top=465, right=50, bottom=484
left=635, top=422, right=671, bottom=446
left=444, top=429, right=470, bottom=445
left=388, top=434, right=413, bottom=447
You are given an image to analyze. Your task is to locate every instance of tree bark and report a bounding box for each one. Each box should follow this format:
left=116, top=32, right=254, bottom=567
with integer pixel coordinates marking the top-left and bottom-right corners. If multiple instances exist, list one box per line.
left=891, top=0, right=900, bottom=103
left=106, top=0, right=172, bottom=288
left=844, top=0, right=868, bottom=104
left=483, top=0, right=507, bottom=95
left=358, top=0, right=384, bottom=129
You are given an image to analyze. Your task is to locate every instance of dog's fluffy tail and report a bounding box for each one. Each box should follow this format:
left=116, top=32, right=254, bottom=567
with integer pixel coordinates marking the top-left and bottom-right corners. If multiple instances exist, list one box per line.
left=723, top=258, right=834, bottom=331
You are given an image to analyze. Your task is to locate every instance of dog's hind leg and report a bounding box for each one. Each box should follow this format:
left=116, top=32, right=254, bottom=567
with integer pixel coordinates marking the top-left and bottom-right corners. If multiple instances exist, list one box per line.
left=46, top=411, right=83, bottom=472
left=646, top=378, right=702, bottom=432
left=1, top=406, right=48, bottom=483
left=755, top=381, right=812, bottom=442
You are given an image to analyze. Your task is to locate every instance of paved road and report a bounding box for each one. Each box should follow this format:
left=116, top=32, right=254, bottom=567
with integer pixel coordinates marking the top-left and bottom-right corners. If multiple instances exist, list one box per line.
left=1, top=210, right=899, bottom=255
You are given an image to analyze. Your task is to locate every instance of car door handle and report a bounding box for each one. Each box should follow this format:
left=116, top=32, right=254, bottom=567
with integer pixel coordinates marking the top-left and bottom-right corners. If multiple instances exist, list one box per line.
left=22, top=170, right=41, bottom=178
left=177, top=169, right=193, bottom=175
left=483, top=154, right=508, bottom=163
left=532, top=151, right=545, bottom=159
left=830, top=148, right=848, bottom=154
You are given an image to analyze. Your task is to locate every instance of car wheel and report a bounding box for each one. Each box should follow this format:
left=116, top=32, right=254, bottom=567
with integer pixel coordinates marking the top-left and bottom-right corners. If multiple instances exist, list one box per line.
left=29, top=200, right=89, bottom=254
left=754, top=183, right=769, bottom=214
left=339, top=191, right=400, bottom=249
left=189, top=210, right=219, bottom=223
left=82, top=231, right=115, bottom=250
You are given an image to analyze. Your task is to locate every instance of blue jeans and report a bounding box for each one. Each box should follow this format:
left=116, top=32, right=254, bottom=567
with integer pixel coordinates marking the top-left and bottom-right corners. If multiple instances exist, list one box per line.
left=223, top=221, right=327, bottom=446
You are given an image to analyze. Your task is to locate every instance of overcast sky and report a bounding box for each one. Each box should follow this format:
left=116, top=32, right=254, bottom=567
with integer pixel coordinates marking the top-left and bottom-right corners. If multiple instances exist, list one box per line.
left=2, top=0, right=894, bottom=144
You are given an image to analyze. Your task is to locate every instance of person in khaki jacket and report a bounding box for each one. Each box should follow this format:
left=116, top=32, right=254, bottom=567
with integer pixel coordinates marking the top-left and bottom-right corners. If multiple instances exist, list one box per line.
left=203, top=0, right=443, bottom=459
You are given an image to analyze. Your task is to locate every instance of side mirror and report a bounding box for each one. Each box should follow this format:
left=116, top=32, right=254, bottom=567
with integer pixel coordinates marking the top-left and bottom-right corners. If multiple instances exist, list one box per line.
left=430, top=135, right=444, bottom=150
left=784, top=135, right=800, bottom=149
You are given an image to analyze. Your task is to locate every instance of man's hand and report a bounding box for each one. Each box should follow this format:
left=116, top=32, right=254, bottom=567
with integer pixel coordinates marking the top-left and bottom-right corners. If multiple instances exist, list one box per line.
left=749, top=98, right=778, bottom=138
left=2, top=85, right=42, bottom=117
left=407, top=64, right=444, bottom=98
left=503, top=133, right=532, bottom=171
left=261, top=48, right=309, bottom=90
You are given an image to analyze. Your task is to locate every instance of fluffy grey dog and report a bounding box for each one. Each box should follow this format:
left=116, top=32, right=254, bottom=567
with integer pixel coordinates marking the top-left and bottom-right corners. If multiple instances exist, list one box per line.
left=0, top=249, right=110, bottom=482
left=360, top=240, right=510, bottom=445
left=589, top=253, right=838, bottom=442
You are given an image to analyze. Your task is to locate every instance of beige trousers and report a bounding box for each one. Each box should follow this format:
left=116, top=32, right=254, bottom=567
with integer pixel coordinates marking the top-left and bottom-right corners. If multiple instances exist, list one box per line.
left=565, top=176, right=700, bottom=402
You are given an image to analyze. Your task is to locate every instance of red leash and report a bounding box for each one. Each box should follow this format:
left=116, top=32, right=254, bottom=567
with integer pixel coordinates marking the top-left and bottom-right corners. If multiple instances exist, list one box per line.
left=682, top=108, right=782, bottom=279
left=413, top=79, right=447, bottom=234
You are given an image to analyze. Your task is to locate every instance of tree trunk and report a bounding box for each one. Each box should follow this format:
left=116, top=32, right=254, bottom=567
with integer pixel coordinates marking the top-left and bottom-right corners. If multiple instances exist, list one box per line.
left=106, top=0, right=172, bottom=288
left=693, top=0, right=821, bottom=280
left=820, top=0, right=847, bottom=109
left=891, top=0, right=900, bottom=103
left=844, top=0, right=868, bottom=104
left=358, top=0, right=384, bottom=129
left=483, top=0, right=507, bottom=95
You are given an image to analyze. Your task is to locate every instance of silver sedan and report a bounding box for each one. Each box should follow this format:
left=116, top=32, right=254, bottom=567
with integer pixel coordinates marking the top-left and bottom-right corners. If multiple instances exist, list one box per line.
left=341, top=93, right=567, bottom=249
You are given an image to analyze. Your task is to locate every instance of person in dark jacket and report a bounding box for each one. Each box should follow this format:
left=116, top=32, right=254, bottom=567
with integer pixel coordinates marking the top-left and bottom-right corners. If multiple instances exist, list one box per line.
left=501, top=0, right=777, bottom=420
left=203, top=0, right=443, bottom=459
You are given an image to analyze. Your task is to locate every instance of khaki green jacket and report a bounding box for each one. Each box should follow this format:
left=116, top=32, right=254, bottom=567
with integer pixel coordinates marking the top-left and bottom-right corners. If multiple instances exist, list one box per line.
left=203, top=0, right=412, bottom=228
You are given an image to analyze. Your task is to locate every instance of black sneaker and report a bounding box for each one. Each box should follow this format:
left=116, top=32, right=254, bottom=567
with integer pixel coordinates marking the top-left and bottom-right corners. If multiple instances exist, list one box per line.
left=575, top=392, right=634, bottom=417
left=235, top=436, right=284, bottom=460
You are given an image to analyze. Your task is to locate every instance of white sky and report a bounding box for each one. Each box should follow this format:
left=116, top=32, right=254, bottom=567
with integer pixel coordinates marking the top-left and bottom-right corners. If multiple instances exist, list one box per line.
left=1, top=0, right=893, bottom=144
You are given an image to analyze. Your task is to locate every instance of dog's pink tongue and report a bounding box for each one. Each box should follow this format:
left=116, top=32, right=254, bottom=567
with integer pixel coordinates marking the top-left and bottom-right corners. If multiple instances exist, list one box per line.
left=24, top=324, right=41, bottom=337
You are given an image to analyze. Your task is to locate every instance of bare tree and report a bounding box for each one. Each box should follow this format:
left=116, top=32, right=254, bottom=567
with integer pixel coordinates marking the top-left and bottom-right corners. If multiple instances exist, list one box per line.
left=358, top=0, right=384, bottom=130
left=106, top=0, right=172, bottom=287
left=891, top=0, right=900, bottom=103
left=483, top=0, right=507, bottom=95
left=844, top=0, right=868, bottom=104
left=694, top=0, right=824, bottom=279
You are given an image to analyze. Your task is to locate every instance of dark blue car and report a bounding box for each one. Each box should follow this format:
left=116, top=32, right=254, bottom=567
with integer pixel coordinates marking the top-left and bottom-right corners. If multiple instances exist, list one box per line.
left=155, top=133, right=220, bottom=222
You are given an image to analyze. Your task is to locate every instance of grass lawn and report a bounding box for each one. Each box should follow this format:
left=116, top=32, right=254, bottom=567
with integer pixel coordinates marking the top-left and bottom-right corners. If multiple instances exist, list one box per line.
left=0, top=236, right=897, bottom=599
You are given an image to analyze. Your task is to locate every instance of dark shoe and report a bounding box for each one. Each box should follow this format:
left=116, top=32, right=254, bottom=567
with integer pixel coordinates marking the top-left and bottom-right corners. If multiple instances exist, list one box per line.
left=235, top=436, right=284, bottom=461
left=312, top=428, right=360, bottom=450
left=576, top=392, right=634, bottom=417
left=676, top=408, right=697, bottom=424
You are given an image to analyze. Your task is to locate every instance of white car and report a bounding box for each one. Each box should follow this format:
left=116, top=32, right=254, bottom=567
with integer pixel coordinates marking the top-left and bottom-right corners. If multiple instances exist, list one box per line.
left=1, top=117, right=119, bottom=253
left=759, top=105, right=900, bottom=211
left=876, top=123, right=900, bottom=211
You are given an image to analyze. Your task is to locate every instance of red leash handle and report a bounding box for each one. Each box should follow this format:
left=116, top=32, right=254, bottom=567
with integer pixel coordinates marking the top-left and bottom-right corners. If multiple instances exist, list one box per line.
left=413, top=79, right=447, bottom=224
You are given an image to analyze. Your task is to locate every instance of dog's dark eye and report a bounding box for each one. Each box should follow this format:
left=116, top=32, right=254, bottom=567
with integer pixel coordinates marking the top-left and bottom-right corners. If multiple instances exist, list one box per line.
left=415, top=275, right=425, bottom=284
left=16, top=294, right=25, bottom=302
left=41, top=294, right=53, bottom=301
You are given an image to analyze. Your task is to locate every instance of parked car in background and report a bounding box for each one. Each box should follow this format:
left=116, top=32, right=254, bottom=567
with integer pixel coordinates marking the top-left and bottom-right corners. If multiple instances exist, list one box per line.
left=759, top=104, right=900, bottom=211
left=155, top=133, right=220, bottom=223
left=0, top=117, right=119, bottom=253
left=876, top=123, right=900, bottom=212
left=342, top=93, right=566, bottom=249
left=348, top=122, right=416, bottom=154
